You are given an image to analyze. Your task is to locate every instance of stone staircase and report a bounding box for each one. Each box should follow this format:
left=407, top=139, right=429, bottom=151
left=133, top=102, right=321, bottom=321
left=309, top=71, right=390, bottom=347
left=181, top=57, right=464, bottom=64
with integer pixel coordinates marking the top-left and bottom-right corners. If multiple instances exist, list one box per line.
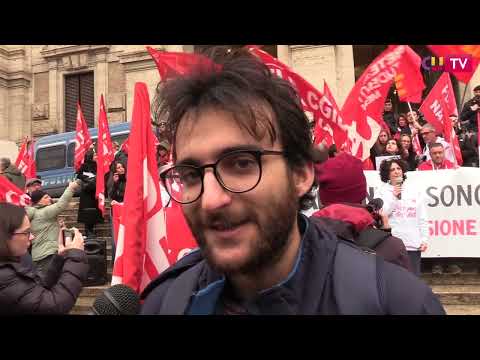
left=62, top=198, right=480, bottom=315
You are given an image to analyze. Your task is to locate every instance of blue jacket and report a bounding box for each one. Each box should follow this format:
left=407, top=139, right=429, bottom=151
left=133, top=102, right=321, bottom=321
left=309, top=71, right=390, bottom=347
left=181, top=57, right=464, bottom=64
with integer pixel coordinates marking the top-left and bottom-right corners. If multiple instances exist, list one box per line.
left=140, top=215, right=445, bottom=315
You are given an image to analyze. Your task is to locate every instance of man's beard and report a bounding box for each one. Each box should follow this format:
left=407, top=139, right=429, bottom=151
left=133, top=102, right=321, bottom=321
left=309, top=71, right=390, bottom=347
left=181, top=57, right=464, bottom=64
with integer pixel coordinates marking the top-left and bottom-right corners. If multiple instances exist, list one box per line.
left=185, top=178, right=299, bottom=276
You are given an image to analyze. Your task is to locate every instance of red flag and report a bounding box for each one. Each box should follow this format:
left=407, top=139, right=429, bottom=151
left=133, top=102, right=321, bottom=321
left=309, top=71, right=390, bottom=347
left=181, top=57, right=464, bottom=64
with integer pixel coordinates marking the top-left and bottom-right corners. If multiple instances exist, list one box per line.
left=412, top=134, right=422, bottom=156
left=95, top=95, right=115, bottom=215
left=478, top=113, right=480, bottom=167
left=247, top=46, right=354, bottom=152
left=322, top=81, right=349, bottom=150
left=74, top=103, right=93, bottom=171
left=394, top=46, right=426, bottom=103
left=418, top=72, right=463, bottom=165
left=428, top=45, right=480, bottom=84
left=146, top=46, right=221, bottom=81
left=111, top=83, right=170, bottom=293
left=15, top=137, right=36, bottom=180
left=0, top=175, right=31, bottom=206
left=341, top=46, right=417, bottom=160
left=163, top=186, right=197, bottom=265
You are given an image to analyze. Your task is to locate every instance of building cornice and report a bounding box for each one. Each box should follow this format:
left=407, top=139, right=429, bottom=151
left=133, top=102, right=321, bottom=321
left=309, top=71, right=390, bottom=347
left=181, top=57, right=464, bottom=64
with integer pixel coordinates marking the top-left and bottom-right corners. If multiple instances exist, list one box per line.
left=40, top=45, right=111, bottom=59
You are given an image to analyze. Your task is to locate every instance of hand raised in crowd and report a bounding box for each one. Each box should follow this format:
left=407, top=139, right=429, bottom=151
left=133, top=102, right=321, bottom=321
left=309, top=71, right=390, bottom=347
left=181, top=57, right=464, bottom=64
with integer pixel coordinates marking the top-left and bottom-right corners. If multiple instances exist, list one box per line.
left=113, top=173, right=119, bottom=183
left=470, top=104, right=480, bottom=112
left=393, top=184, right=402, bottom=199
left=68, top=180, right=81, bottom=192
left=58, top=227, right=84, bottom=255
left=419, top=242, right=428, bottom=252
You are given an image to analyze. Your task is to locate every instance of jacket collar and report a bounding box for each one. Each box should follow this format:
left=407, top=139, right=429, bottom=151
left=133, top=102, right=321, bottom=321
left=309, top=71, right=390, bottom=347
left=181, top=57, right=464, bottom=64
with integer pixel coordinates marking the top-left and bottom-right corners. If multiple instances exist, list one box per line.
left=187, top=214, right=338, bottom=315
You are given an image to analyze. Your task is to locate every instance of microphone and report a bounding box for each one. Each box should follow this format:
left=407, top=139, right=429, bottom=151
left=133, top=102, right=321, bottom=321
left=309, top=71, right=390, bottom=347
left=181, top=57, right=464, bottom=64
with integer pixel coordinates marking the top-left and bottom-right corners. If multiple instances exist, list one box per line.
left=391, top=177, right=403, bottom=200
left=366, top=198, right=384, bottom=213
left=89, top=284, right=140, bottom=315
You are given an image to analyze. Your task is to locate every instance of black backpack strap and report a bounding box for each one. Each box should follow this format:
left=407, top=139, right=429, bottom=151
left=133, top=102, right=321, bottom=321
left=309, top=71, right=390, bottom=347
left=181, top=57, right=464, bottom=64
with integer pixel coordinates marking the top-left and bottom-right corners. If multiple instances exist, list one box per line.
left=356, top=227, right=390, bottom=250
left=333, top=241, right=386, bottom=315
left=159, top=261, right=205, bottom=315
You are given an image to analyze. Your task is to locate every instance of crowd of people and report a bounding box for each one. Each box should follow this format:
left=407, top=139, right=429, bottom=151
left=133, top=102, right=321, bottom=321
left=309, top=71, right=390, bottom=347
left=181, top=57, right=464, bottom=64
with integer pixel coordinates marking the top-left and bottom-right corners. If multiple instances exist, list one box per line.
left=365, top=97, right=479, bottom=172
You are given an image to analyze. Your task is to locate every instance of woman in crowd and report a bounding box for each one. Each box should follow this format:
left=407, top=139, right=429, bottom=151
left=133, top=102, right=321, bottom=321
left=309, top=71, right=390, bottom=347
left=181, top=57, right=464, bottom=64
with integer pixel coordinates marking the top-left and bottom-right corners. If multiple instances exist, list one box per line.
left=377, top=159, right=428, bottom=277
left=399, top=134, right=418, bottom=171
left=109, top=162, right=127, bottom=203
left=382, top=138, right=401, bottom=156
left=370, top=129, right=390, bottom=169
left=393, top=114, right=411, bottom=140
left=0, top=203, right=88, bottom=314
left=77, top=149, right=103, bottom=238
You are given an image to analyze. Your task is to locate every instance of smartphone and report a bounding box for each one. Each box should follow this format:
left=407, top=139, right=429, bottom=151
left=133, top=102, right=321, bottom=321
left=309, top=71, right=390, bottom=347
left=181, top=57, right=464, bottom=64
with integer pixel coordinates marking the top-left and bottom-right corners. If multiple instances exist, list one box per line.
left=62, top=228, right=74, bottom=245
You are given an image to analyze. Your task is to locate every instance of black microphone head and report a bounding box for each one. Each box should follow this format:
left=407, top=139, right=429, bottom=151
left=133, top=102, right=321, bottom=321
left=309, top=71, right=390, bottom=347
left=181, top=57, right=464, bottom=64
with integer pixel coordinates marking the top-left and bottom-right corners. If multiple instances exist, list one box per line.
left=367, top=198, right=384, bottom=212
left=91, top=284, right=140, bottom=315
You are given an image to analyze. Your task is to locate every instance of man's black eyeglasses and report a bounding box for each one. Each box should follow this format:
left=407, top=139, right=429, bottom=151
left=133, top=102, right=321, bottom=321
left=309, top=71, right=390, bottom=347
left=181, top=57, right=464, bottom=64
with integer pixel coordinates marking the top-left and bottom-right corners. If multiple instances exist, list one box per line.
left=160, top=149, right=286, bottom=204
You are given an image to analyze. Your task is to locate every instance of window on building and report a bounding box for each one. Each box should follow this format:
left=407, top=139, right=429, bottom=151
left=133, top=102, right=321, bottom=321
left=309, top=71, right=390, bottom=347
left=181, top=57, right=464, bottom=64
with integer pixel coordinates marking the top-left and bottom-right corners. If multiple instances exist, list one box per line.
left=67, top=142, right=75, bottom=168
left=36, top=145, right=66, bottom=171
left=65, top=72, right=94, bottom=132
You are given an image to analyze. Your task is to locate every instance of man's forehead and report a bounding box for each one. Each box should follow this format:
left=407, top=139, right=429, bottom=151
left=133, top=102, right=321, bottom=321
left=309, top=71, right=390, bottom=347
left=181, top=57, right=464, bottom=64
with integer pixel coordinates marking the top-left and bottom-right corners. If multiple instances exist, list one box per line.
left=175, top=107, right=278, bottom=162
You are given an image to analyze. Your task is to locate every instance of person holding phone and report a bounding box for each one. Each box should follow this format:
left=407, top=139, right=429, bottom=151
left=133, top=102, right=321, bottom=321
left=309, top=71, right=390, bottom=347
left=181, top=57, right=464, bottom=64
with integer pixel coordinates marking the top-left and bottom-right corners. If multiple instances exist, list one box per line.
left=26, top=180, right=81, bottom=278
left=0, top=203, right=88, bottom=314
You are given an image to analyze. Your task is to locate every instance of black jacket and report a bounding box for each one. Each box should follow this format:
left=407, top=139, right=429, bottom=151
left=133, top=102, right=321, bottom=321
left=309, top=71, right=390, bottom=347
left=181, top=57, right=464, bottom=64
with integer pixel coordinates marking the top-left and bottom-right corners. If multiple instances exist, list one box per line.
left=0, top=249, right=88, bottom=315
left=460, top=99, right=479, bottom=132
left=459, top=132, right=479, bottom=167
left=109, top=174, right=126, bottom=202
left=76, top=161, right=103, bottom=225
left=140, top=215, right=444, bottom=315
left=383, top=112, right=397, bottom=135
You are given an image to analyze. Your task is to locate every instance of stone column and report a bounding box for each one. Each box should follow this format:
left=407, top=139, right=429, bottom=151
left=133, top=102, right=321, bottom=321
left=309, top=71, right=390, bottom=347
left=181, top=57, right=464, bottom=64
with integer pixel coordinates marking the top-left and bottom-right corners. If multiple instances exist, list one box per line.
left=48, top=60, right=59, bottom=133
left=95, top=52, right=108, bottom=126
left=334, top=45, right=355, bottom=107
left=0, top=79, right=8, bottom=140
left=277, top=45, right=291, bottom=66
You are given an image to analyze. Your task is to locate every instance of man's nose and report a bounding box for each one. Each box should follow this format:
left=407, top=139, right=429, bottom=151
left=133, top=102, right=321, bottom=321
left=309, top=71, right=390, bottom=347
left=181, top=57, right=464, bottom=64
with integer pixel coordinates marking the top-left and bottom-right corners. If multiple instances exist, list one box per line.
left=29, top=233, right=35, bottom=241
left=200, top=170, right=232, bottom=211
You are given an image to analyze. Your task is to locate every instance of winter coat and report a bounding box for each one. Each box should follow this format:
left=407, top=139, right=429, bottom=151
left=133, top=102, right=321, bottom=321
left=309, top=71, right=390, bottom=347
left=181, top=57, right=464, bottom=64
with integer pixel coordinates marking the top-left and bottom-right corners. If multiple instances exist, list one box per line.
left=76, top=161, right=103, bottom=225
left=140, top=214, right=444, bottom=315
left=0, top=164, right=26, bottom=190
left=26, top=188, right=75, bottom=262
left=459, top=132, right=479, bottom=167
left=460, top=99, right=479, bottom=132
left=109, top=174, right=126, bottom=202
left=0, top=249, right=88, bottom=315
left=383, top=112, right=397, bottom=135
left=312, top=204, right=412, bottom=272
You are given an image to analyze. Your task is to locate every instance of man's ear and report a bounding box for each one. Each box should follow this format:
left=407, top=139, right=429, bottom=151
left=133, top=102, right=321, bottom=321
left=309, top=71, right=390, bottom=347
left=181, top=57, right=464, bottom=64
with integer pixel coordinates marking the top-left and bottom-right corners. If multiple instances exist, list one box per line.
left=292, top=162, right=315, bottom=198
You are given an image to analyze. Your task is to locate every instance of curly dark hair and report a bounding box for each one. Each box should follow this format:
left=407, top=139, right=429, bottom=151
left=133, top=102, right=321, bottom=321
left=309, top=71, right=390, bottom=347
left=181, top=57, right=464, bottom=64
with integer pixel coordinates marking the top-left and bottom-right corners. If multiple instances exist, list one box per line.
left=151, top=46, right=315, bottom=210
left=0, top=203, right=26, bottom=257
left=379, top=159, right=408, bottom=183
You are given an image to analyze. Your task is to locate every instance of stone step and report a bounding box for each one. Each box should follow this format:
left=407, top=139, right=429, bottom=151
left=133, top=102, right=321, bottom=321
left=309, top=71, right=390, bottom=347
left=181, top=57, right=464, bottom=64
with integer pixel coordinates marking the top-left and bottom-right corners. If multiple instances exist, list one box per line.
left=443, top=305, right=480, bottom=315
left=432, top=285, right=480, bottom=305
left=422, top=273, right=480, bottom=286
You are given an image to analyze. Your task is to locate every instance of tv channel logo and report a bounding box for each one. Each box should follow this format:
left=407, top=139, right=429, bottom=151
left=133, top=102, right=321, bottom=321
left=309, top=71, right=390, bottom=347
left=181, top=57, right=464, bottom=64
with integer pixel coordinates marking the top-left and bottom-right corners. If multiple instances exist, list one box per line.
left=422, top=55, right=473, bottom=72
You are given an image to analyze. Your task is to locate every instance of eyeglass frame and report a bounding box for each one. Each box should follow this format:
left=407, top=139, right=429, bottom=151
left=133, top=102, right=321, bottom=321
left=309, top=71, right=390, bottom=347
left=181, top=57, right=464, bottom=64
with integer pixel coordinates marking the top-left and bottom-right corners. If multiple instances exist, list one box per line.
left=12, top=231, right=31, bottom=237
left=160, top=148, right=286, bottom=204
left=420, top=130, right=434, bottom=136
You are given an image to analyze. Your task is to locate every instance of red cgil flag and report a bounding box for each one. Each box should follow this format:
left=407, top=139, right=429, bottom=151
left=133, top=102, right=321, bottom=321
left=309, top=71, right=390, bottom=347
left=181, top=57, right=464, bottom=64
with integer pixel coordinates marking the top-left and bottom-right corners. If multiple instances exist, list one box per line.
left=0, top=175, right=31, bottom=206
left=15, top=137, right=36, bottom=180
left=394, top=45, right=426, bottom=103
left=341, top=46, right=420, bottom=160
left=428, top=45, right=480, bottom=84
left=95, top=95, right=115, bottom=215
left=146, top=46, right=222, bottom=81
left=111, top=83, right=170, bottom=294
left=74, top=103, right=93, bottom=171
left=323, top=81, right=349, bottom=150
left=419, top=72, right=463, bottom=165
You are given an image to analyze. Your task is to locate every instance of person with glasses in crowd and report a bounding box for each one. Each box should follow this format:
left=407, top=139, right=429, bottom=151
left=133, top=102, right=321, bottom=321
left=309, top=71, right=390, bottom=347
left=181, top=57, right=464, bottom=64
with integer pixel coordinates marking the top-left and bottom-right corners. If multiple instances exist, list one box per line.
left=0, top=203, right=88, bottom=314
left=139, top=48, right=444, bottom=315
left=420, top=123, right=456, bottom=165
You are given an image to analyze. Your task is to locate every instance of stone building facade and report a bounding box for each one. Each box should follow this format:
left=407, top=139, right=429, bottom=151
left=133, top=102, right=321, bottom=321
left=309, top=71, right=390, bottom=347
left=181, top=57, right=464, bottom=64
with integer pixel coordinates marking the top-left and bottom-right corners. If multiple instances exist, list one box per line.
left=0, top=45, right=478, bottom=143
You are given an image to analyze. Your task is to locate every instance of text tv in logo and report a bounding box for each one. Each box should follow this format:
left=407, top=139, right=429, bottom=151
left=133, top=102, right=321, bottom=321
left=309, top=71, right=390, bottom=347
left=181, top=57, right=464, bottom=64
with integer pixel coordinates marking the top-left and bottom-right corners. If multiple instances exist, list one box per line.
left=422, top=55, right=473, bottom=72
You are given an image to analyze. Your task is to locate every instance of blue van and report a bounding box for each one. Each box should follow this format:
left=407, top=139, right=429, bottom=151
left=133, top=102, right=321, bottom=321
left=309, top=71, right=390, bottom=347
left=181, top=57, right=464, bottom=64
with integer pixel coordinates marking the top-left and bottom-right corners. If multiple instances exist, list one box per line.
left=34, top=122, right=131, bottom=197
